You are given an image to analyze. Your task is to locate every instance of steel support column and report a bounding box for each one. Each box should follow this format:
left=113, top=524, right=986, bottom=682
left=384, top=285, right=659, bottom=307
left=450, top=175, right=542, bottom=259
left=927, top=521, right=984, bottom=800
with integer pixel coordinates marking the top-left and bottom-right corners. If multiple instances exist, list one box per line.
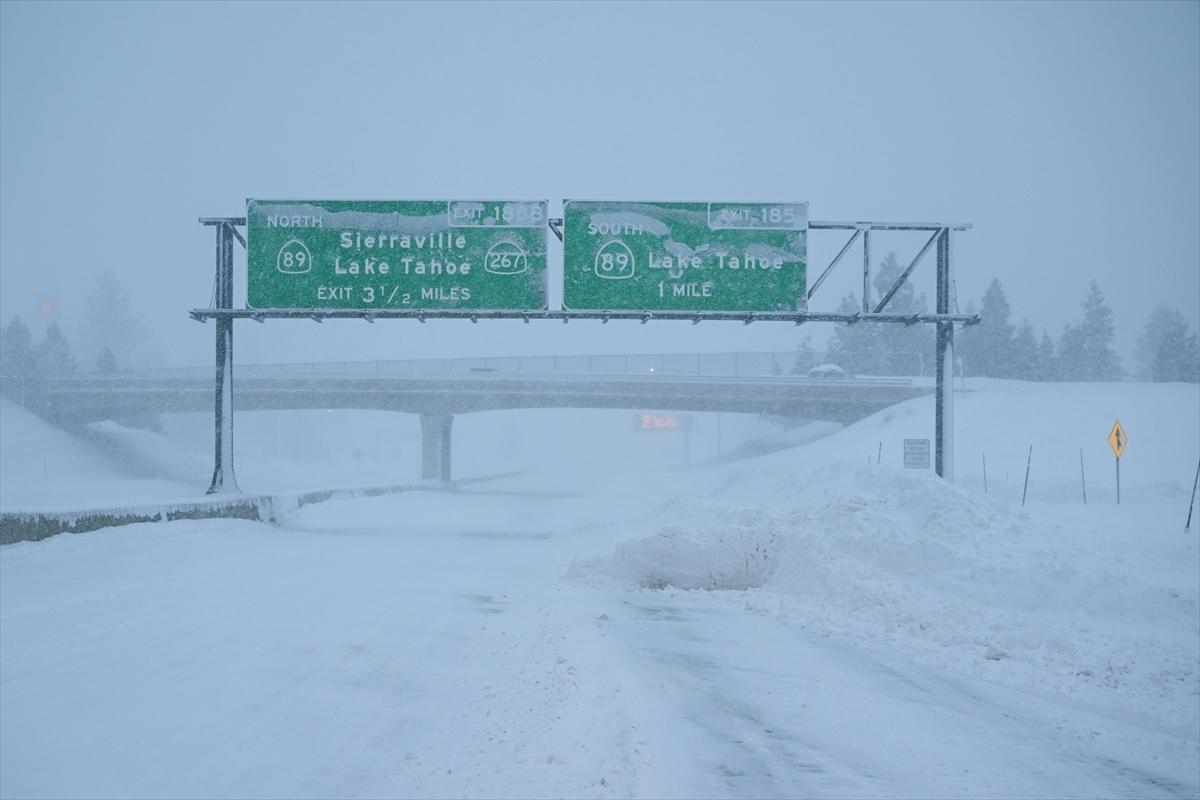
left=862, top=228, right=872, bottom=312
left=207, top=221, right=239, bottom=494
left=935, top=228, right=954, bottom=481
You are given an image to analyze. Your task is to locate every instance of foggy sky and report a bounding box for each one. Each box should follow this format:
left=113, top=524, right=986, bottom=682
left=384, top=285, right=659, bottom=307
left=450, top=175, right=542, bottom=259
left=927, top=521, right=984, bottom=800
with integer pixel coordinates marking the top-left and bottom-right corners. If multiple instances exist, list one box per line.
left=1, top=1, right=1197, bottom=369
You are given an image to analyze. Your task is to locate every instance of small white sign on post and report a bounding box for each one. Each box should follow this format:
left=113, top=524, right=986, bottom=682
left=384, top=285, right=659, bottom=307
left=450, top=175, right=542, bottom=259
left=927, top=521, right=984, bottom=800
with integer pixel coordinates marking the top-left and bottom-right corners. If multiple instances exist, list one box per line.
left=904, top=438, right=931, bottom=469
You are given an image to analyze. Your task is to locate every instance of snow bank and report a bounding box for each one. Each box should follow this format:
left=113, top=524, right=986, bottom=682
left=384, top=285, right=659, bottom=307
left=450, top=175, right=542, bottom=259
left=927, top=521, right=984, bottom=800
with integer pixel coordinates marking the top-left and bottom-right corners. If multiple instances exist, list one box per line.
left=0, top=398, right=199, bottom=509
left=572, top=380, right=1200, bottom=739
left=568, top=511, right=782, bottom=590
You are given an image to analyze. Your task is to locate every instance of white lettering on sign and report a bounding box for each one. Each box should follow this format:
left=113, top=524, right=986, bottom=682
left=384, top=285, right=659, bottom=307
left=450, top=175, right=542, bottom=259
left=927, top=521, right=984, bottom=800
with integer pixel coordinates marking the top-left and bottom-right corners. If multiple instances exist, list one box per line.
left=420, top=286, right=471, bottom=301
left=657, top=281, right=714, bottom=298
left=449, top=201, right=545, bottom=227
left=588, top=221, right=644, bottom=236
left=338, top=232, right=467, bottom=251
left=398, top=257, right=472, bottom=276
left=716, top=253, right=784, bottom=271
left=267, top=215, right=323, bottom=228
left=594, top=241, right=636, bottom=280
left=316, top=285, right=352, bottom=301
left=357, top=286, right=411, bottom=304
left=334, top=256, right=391, bottom=275
left=648, top=251, right=703, bottom=275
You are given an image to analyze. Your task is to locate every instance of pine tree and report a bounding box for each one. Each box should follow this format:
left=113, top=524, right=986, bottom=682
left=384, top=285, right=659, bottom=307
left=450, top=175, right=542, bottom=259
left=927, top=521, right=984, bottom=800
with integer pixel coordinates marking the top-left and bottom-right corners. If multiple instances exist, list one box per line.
left=0, top=316, right=41, bottom=400
left=35, top=322, right=77, bottom=375
left=826, top=293, right=870, bottom=374
left=1149, top=313, right=1200, bottom=382
left=96, top=347, right=119, bottom=374
left=1058, top=281, right=1121, bottom=381
left=869, top=251, right=932, bottom=375
left=791, top=334, right=816, bottom=375
left=962, top=279, right=1016, bottom=377
left=84, top=271, right=141, bottom=366
left=1036, top=330, right=1057, bottom=381
left=1011, top=319, right=1039, bottom=379
left=1135, top=306, right=1198, bottom=382
left=957, top=300, right=981, bottom=375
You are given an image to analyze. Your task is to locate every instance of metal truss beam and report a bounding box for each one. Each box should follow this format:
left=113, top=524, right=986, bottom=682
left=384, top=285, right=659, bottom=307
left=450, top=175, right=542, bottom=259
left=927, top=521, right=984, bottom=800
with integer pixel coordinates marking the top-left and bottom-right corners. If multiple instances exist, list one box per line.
left=811, top=221, right=972, bottom=231
left=873, top=229, right=942, bottom=314
left=189, top=308, right=980, bottom=325
left=807, top=228, right=861, bottom=300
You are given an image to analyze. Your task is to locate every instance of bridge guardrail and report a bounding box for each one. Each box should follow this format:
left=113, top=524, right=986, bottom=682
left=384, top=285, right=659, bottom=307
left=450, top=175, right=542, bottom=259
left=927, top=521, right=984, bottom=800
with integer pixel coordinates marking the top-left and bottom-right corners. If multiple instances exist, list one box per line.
left=28, top=349, right=928, bottom=382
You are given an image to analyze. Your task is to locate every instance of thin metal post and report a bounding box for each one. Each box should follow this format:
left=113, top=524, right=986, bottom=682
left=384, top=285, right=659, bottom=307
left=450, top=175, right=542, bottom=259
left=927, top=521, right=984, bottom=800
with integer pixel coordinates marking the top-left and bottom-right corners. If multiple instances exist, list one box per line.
left=1079, top=449, right=1087, bottom=504
left=1116, top=457, right=1121, bottom=505
left=1022, top=445, right=1032, bottom=506
left=1185, top=458, right=1199, bottom=531
left=934, top=228, right=954, bottom=480
left=207, top=221, right=238, bottom=494
left=982, top=452, right=988, bottom=494
left=862, top=228, right=872, bottom=312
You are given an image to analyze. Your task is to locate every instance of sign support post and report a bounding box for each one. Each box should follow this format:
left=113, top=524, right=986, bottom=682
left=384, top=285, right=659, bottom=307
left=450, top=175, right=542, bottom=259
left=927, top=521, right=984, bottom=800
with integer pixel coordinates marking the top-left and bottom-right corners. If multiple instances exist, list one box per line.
left=204, top=218, right=239, bottom=494
left=935, top=228, right=954, bottom=480
left=1108, top=420, right=1127, bottom=505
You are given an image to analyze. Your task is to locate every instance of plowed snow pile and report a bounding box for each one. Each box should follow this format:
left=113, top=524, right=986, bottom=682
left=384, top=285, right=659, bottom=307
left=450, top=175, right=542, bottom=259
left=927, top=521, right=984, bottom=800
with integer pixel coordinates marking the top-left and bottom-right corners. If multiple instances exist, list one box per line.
left=572, top=382, right=1200, bottom=741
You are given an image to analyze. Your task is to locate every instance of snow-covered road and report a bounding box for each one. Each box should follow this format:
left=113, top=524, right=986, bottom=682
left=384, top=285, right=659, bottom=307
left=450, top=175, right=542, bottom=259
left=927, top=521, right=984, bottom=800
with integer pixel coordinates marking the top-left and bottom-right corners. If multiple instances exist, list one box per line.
left=3, top=480, right=1195, bottom=799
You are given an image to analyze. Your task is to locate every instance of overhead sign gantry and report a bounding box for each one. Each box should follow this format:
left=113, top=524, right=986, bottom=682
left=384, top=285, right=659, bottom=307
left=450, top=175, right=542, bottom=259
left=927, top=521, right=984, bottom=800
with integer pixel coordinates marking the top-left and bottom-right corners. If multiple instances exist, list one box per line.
left=195, top=199, right=976, bottom=493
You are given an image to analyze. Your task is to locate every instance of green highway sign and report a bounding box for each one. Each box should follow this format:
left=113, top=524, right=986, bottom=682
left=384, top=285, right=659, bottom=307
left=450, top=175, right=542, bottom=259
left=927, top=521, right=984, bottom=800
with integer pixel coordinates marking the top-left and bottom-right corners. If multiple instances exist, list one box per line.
left=562, top=201, right=807, bottom=312
left=247, top=200, right=548, bottom=310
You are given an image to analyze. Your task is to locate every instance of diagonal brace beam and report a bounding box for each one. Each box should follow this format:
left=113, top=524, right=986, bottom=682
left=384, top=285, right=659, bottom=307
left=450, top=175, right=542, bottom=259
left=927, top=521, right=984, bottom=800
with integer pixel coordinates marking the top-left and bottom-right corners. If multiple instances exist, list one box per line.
left=873, top=229, right=942, bottom=314
left=807, top=228, right=862, bottom=300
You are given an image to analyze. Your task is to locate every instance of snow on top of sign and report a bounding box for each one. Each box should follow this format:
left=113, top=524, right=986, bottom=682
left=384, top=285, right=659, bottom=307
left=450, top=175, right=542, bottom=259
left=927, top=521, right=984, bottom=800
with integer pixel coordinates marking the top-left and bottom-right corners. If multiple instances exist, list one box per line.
left=252, top=203, right=448, bottom=235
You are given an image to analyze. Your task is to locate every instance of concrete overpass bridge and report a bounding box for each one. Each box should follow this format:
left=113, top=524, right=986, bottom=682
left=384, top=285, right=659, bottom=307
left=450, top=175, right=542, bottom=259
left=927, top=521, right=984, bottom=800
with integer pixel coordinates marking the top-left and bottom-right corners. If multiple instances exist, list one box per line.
left=17, top=351, right=931, bottom=483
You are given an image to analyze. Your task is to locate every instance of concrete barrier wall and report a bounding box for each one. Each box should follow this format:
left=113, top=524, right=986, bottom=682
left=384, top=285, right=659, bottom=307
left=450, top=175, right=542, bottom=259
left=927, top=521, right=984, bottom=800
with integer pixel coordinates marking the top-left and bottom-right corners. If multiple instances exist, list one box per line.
left=0, top=497, right=272, bottom=545
left=0, top=481, right=437, bottom=546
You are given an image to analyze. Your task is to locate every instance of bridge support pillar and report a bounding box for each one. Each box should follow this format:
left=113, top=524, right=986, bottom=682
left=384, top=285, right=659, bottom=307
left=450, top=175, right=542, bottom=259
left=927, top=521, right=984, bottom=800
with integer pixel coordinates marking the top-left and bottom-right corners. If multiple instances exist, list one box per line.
left=419, top=414, right=454, bottom=483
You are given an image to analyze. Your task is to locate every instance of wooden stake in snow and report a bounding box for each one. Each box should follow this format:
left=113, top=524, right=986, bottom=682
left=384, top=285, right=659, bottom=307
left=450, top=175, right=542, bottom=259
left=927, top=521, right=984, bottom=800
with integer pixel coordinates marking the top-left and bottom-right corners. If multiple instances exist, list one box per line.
left=982, top=452, right=988, bottom=494
left=1021, top=445, right=1033, bottom=507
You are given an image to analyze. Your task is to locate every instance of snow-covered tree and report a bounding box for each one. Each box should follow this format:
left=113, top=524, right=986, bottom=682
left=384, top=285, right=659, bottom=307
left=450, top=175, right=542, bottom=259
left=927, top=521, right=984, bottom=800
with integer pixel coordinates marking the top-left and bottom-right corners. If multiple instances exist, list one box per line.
left=96, top=347, right=119, bottom=374
left=1057, top=281, right=1121, bottom=381
left=35, top=322, right=77, bottom=375
left=1, top=316, right=41, bottom=399
left=83, top=271, right=141, bottom=366
left=826, top=293, right=870, bottom=373
left=959, top=279, right=1016, bottom=377
left=1036, top=330, right=1058, bottom=381
left=1011, top=319, right=1039, bottom=380
left=827, top=253, right=932, bottom=376
left=1135, top=306, right=1199, bottom=382
left=791, top=334, right=816, bottom=375
left=869, top=251, right=932, bottom=375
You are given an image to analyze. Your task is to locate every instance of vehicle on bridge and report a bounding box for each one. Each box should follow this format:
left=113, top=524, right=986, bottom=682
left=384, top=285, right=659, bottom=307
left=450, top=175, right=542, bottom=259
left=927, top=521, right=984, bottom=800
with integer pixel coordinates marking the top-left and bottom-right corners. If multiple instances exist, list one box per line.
left=808, top=363, right=850, bottom=379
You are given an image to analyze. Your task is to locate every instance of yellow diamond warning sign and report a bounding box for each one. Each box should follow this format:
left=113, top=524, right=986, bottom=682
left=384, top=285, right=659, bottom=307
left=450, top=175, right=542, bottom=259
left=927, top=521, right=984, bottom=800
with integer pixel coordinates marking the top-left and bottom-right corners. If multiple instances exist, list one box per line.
left=1108, top=420, right=1128, bottom=459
